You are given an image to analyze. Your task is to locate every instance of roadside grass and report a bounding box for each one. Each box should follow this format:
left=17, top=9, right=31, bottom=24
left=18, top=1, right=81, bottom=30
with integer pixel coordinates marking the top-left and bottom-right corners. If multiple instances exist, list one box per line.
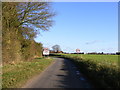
left=53, top=54, right=119, bottom=88
left=2, top=57, right=55, bottom=88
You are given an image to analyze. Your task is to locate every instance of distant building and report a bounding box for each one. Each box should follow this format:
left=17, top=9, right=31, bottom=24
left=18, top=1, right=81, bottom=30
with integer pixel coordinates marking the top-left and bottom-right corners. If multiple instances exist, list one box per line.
left=43, top=48, right=49, bottom=56
left=76, top=49, right=80, bottom=53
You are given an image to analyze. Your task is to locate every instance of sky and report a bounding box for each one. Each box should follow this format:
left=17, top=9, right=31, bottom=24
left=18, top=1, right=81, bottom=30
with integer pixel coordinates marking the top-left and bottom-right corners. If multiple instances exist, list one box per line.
left=35, top=2, right=118, bottom=53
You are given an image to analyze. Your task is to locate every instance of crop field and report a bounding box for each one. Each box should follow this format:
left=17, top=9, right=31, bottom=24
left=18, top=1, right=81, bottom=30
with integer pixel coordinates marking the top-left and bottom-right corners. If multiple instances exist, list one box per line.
left=61, top=54, right=119, bottom=69
left=56, top=54, right=119, bottom=88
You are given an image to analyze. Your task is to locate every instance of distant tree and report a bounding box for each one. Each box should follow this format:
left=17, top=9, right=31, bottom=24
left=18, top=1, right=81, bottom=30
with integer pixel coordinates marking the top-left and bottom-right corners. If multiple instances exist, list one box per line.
left=52, top=45, right=61, bottom=53
left=116, top=52, right=120, bottom=55
left=101, top=52, right=104, bottom=54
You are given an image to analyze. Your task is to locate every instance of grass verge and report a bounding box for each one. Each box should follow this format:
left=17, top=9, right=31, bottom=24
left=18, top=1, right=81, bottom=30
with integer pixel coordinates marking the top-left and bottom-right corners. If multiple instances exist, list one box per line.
left=2, top=57, right=55, bottom=88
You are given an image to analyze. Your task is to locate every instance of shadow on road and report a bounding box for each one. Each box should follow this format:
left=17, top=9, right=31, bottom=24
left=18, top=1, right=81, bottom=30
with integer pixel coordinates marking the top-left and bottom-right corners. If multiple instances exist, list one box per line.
left=54, top=58, right=94, bottom=88
left=23, top=57, right=95, bottom=88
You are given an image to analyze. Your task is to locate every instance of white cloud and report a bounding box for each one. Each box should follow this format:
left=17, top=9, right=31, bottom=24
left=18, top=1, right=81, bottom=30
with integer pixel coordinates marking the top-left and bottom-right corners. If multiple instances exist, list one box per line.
left=85, top=40, right=100, bottom=45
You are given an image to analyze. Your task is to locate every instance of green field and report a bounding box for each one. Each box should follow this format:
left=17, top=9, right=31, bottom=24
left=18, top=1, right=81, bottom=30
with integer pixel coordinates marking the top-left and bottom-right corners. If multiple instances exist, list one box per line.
left=61, top=54, right=118, bottom=68
left=56, top=54, right=119, bottom=88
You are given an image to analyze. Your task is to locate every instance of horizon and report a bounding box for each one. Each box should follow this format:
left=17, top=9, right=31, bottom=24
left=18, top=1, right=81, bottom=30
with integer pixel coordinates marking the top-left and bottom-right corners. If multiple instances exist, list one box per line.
left=46, top=47, right=118, bottom=54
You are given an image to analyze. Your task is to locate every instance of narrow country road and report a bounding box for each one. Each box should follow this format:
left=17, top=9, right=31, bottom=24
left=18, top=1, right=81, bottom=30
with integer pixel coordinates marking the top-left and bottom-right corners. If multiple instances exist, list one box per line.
left=23, top=57, right=94, bottom=88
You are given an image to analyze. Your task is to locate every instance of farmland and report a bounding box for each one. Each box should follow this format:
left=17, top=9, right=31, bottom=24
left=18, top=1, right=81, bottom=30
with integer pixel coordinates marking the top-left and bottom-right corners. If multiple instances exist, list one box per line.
left=61, top=54, right=118, bottom=68
left=54, top=54, right=119, bottom=88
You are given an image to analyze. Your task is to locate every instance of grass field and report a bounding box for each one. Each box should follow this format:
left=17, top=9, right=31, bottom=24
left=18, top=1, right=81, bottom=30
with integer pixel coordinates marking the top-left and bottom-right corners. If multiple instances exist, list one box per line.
left=55, top=54, right=119, bottom=88
left=61, top=54, right=118, bottom=68
left=2, top=57, right=55, bottom=88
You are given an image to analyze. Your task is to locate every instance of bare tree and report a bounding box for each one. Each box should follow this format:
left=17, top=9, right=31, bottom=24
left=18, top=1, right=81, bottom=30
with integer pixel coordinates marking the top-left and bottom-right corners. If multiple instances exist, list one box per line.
left=17, top=2, right=56, bottom=38
left=52, top=45, right=61, bottom=53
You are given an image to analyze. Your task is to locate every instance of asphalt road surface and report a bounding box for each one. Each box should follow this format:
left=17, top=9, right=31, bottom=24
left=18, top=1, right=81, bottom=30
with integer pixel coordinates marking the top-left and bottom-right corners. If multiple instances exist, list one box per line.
left=23, top=57, right=94, bottom=88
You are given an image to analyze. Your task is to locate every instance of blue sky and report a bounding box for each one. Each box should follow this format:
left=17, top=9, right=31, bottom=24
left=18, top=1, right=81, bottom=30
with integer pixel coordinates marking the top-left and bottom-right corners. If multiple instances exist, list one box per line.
left=35, top=2, right=118, bottom=53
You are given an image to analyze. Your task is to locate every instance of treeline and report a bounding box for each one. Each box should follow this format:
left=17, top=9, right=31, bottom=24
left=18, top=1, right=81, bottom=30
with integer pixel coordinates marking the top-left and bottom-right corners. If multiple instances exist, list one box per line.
left=69, top=52, right=119, bottom=55
left=2, top=2, right=55, bottom=65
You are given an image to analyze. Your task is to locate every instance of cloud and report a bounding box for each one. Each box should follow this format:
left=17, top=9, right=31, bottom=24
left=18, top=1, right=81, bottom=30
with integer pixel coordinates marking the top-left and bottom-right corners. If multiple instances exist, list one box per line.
left=85, top=40, right=100, bottom=45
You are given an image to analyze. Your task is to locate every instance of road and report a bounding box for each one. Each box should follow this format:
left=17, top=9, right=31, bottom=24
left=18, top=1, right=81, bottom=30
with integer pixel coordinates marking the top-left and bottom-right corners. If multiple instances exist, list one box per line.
left=23, top=57, right=94, bottom=88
